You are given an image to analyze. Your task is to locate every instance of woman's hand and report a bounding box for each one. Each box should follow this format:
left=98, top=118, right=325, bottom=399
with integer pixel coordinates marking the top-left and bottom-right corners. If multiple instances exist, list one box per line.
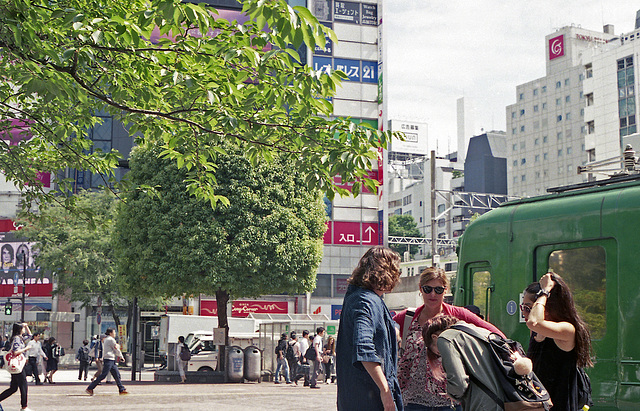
left=539, top=273, right=555, bottom=293
left=380, top=389, right=396, bottom=411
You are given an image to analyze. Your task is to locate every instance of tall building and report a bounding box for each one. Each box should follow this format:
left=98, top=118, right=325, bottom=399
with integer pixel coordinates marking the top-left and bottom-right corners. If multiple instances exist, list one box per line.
left=457, top=97, right=475, bottom=164
left=506, top=26, right=617, bottom=197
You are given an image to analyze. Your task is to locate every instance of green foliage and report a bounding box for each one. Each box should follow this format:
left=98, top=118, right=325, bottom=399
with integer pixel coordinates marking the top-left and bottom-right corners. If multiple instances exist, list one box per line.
left=16, top=191, right=124, bottom=308
left=388, top=214, right=422, bottom=258
left=0, top=0, right=400, bottom=213
left=113, top=144, right=326, bottom=301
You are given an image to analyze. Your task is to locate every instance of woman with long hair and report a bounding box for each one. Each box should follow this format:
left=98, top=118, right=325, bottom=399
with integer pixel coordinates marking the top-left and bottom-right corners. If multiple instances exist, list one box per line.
left=522, top=272, right=592, bottom=410
left=323, top=336, right=336, bottom=383
left=393, top=267, right=504, bottom=411
left=336, top=246, right=404, bottom=411
left=0, top=322, right=33, bottom=411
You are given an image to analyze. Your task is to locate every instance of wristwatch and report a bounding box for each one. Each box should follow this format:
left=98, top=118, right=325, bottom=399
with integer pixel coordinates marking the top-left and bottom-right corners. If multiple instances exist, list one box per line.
left=535, top=289, right=550, bottom=299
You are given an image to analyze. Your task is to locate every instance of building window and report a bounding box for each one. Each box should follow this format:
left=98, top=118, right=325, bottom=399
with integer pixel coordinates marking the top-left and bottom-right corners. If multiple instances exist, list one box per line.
left=542, top=102, right=547, bottom=109
left=533, top=121, right=540, bottom=130
left=543, top=152, right=548, bottom=160
left=388, top=199, right=402, bottom=208
left=565, top=128, right=572, bottom=138
left=557, top=132, right=563, bottom=140
left=586, top=93, right=594, bottom=106
left=565, top=78, right=570, bottom=86
left=511, top=111, right=516, bottom=118
left=558, top=165, right=564, bottom=173
left=543, top=135, right=548, bottom=143
left=535, top=154, right=540, bottom=162
left=521, top=174, right=526, bottom=182
left=579, top=73, right=584, bottom=81
left=567, top=164, right=573, bottom=172
left=512, top=143, right=517, bottom=151
left=557, top=115, right=563, bottom=122
left=587, top=120, right=595, bottom=134
left=519, top=92, right=524, bottom=101
left=567, top=146, right=573, bottom=154
left=403, top=194, right=412, bottom=206
left=513, top=160, right=518, bottom=167
left=542, top=86, right=547, bottom=93
left=520, top=141, right=526, bottom=149
left=618, top=56, right=636, bottom=137
left=535, top=171, right=541, bottom=178
left=579, top=91, right=584, bottom=99
left=533, top=88, right=539, bottom=96
left=581, top=125, right=586, bottom=134
left=558, top=149, right=563, bottom=157
left=580, top=108, right=584, bottom=117
left=585, top=64, right=593, bottom=78
left=512, top=128, right=516, bottom=135
left=565, top=95, right=571, bottom=103
left=513, top=176, right=518, bottom=184
left=556, top=98, right=562, bottom=106
left=521, top=158, right=526, bottom=165
left=534, top=138, right=540, bottom=145
left=520, top=109, right=525, bottom=116
left=556, top=81, right=561, bottom=89
left=534, top=105, right=539, bottom=112
left=520, top=125, right=525, bottom=132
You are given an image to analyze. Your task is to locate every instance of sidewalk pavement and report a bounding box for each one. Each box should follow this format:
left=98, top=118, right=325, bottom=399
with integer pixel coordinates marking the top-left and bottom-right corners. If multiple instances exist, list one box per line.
left=0, top=368, right=338, bottom=411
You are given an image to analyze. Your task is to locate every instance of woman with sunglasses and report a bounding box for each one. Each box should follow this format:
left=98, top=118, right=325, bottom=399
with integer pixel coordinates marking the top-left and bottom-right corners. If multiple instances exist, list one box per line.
left=522, top=273, right=592, bottom=411
left=393, top=267, right=505, bottom=411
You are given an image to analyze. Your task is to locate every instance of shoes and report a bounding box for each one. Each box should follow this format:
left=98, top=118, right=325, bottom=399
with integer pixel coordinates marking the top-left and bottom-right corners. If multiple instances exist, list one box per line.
left=35, top=382, right=43, bottom=385
left=310, top=385, right=320, bottom=389
left=119, top=390, right=129, bottom=395
left=286, top=381, right=293, bottom=384
left=274, top=381, right=281, bottom=384
left=21, top=408, right=33, bottom=411
left=105, top=381, right=113, bottom=384
left=86, top=388, right=94, bottom=396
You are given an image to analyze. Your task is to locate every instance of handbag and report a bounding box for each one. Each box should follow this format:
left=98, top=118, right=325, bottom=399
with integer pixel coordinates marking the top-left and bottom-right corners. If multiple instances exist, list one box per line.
left=4, top=351, right=27, bottom=374
left=321, top=354, right=331, bottom=364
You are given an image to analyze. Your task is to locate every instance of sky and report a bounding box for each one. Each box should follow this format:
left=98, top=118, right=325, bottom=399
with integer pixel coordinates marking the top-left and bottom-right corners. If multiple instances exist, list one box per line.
left=383, top=1, right=640, bottom=155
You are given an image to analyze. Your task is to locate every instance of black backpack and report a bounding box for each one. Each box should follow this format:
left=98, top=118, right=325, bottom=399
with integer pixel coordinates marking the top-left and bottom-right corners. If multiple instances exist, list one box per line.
left=451, top=324, right=553, bottom=411
left=285, top=342, right=296, bottom=362
left=576, top=367, right=593, bottom=409
left=275, top=339, right=287, bottom=356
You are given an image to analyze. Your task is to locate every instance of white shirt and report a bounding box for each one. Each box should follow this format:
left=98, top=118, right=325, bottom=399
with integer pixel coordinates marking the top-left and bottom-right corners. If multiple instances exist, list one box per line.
left=299, top=337, right=309, bottom=358
left=102, top=335, right=123, bottom=361
left=26, top=339, right=46, bottom=358
left=313, top=335, right=323, bottom=356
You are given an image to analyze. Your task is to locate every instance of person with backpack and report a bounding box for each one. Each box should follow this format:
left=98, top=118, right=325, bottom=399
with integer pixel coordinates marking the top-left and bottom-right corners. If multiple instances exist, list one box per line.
left=44, top=337, right=62, bottom=384
left=76, top=339, right=91, bottom=381
left=523, top=273, right=593, bottom=410
left=285, top=332, right=300, bottom=384
left=176, top=336, right=190, bottom=383
left=273, top=333, right=291, bottom=384
left=393, top=267, right=505, bottom=411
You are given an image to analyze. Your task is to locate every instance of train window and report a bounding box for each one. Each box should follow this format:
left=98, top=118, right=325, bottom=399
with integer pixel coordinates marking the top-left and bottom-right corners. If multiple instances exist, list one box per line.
left=471, top=269, right=491, bottom=321
left=548, top=246, right=606, bottom=339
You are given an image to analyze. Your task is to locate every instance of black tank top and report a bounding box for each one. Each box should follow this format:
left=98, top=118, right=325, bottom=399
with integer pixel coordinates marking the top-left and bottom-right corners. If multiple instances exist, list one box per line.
left=528, top=333, right=578, bottom=411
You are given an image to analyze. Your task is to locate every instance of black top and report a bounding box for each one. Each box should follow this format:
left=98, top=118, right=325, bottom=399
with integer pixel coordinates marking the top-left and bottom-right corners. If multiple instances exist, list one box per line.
left=528, top=333, right=578, bottom=411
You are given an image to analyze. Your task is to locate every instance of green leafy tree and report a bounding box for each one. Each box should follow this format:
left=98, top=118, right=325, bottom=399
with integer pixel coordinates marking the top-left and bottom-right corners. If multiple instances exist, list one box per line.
left=16, top=190, right=146, bottom=327
left=388, top=214, right=422, bottom=258
left=0, top=0, right=398, bottom=214
left=113, top=144, right=326, bottom=346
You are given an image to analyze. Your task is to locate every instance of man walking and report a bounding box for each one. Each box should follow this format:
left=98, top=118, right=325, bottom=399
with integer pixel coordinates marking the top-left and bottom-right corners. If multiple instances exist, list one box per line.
left=25, top=333, right=47, bottom=385
left=274, top=333, right=291, bottom=384
left=76, top=339, right=90, bottom=381
left=309, top=327, right=325, bottom=389
left=85, top=328, right=128, bottom=395
left=295, top=330, right=310, bottom=386
left=286, top=332, right=301, bottom=384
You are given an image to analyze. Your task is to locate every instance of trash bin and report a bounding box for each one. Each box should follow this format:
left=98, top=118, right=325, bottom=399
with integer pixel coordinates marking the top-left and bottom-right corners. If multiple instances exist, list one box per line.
left=243, top=346, right=261, bottom=382
left=226, top=346, right=244, bottom=382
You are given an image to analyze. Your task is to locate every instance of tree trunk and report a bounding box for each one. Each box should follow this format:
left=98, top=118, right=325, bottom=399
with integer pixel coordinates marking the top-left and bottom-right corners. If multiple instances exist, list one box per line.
left=109, top=304, right=121, bottom=328
left=216, top=289, right=230, bottom=372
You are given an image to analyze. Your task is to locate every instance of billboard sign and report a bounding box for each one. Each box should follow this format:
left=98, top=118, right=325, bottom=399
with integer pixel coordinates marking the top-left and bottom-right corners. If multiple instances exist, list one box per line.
left=332, top=222, right=379, bottom=246
left=361, top=3, right=377, bottom=26
left=334, top=1, right=360, bottom=24
left=200, top=300, right=288, bottom=317
left=389, top=120, right=429, bottom=155
left=0, top=240, right=52, bottom=297
left=549, top=35, right=564, bottom=60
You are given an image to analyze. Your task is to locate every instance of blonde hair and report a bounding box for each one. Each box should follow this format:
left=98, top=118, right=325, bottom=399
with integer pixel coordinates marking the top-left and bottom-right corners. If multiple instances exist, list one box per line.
left=419, top=266, right=449, bottom=289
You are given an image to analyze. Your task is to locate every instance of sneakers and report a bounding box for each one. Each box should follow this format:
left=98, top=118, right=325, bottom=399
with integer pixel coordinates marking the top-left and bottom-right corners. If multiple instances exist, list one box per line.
left=86, top=388, right=94, bottom=396
left=310, top=385, right=320, bottom=389
left=119, top=390, right=129, bottom=395
left=21, top=408, right=33, bottom=411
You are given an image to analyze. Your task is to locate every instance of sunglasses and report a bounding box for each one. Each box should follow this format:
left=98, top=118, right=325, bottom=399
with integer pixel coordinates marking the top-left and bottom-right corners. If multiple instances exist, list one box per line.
left=520, top=304, right=532, bottom=314
left=421, top=285, right=445, bottom=295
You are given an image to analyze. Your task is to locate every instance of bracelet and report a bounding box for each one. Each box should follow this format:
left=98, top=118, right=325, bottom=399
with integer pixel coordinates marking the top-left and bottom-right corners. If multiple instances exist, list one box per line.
left=535, top=289, right=550, bottom=299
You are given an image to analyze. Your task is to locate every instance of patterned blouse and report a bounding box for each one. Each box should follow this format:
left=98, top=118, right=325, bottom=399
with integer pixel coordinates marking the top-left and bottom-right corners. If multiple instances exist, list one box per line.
left=397, top=316, right=457, bottom=408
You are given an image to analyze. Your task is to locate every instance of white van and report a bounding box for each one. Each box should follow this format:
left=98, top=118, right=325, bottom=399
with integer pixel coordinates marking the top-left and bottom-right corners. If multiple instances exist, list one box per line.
left=187, top=335, right=219, bottom=372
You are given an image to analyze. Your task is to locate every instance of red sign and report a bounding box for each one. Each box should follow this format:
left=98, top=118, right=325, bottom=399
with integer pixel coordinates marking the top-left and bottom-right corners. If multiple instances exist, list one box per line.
left=333, top=170, right=379, bottom=194
left=200, top=300, right=288, bottom=317
left=0, top=220, right=18, bottom=233
left=332, top=221, right=379, bottom=246
left=323, top=221, right=332, bottom=244
left=549, top=35, right=564, bottom=60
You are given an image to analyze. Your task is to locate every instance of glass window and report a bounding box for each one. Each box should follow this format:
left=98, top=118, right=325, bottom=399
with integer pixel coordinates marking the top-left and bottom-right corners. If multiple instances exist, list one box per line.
left=520, top=109, right=525, bottom=116
left=556, top=98, right=562, bottom=106
left=521, top=158, right=526, bottom=165
left=521, top=174, right=526, bottom=181
left=535, top=154, right=540, bottom=162
left=513, top=160, right=518, bottom=167
left=534, top=138, right=540, bottom=145
left=520, top=142, right=526, bottom=149
left=512, top=112, right=516, bottom=118
left=520, top=125, right=525, bottom=132
left=542, top=86, right=547, bottom=93
left=557, top=132, right=563, bottom=140
left=565, top=78, right=570, bottom=86
left=533, top=89, right=539, bottom=96
left=534, top=105, right=539, bottom=112
left=558, top=149, right=563, bottom=157
left=519, top=93, right=524, bottom=101
left=566, top=112, right=571, bottom=120
left=542, top=102, right=547, bottom=109
left=543, top=135, right=548, bottom=143
left=567, top=146, right=573, bottom=155
left=565, top=95, right=571, bottom=103
left=92, top=117, right=112, bottom=141
left=556, top=81, right=561, bottom=89
left=557, top=115, right=563, bottom=122
left=312, top=274, right=332, bottom=297
left=548, top=246, right=606, bottom=339
left=512, top=144, right=517, bottom=151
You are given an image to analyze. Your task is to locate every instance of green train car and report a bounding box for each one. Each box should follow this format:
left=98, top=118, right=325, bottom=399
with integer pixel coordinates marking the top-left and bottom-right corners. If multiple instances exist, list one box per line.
left=453, top=175, right=640, bottom=410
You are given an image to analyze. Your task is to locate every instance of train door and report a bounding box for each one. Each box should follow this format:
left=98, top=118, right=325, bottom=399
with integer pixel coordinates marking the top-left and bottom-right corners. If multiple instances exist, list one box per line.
left=462, top=262, right=494, bottom=322
left=534, top=240, right=617, bottom=408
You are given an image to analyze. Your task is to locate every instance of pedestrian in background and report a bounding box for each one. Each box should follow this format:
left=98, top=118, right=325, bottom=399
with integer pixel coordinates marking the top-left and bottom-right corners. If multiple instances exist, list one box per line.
left=274, top=333, right=291, bottom=384
left=89, top=334, right=104, bottom=383
left=45, top=337, right=63, bottom=384
left=286, top=332, right=300, bottom=384
left=85, top=328, right=128, bottom=396
left=336, top=246, right=404, bottom=411
left=294, top=330, right=310, bottom=386
left=25, top=332, right=47, bottom=385
left=0, top=322, right=34, bottom=411
left=176, top=336, right=189, bottom=383
left=76, top=339, right=90, bottom=381
left=309, top=327, right=325, bottom=389
left=323, top=335, right=336, bottom=384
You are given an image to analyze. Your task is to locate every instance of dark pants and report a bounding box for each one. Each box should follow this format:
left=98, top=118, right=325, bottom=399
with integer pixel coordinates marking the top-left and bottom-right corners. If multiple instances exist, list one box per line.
left=287, top=358, right=299, bottom=381
left=28, top=356, right=41, bottom=383
left=79, top=360, right=89, bottom=380
left=87, top=359, right=125, bottom=392
left=0, top=369, right=28, bottom=408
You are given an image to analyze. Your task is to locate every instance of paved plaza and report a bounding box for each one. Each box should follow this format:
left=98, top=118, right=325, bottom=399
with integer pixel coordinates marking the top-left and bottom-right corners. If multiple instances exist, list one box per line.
left=0, top=369, right=338, bottom=411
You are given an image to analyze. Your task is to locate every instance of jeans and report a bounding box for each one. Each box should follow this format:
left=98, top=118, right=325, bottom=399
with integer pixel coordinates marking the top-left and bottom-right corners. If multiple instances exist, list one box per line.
left=0, top=369, right=28, bottom=408
left=275, top=357, right=290, bottom=383
left=87, top=359, right=126, bottom=392
left=404, top=404, right=462, bottom=411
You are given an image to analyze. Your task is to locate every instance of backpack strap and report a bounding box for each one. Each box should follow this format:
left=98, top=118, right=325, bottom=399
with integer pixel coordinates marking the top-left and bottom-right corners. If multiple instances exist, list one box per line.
left=400, top=308, right=415, bottom=355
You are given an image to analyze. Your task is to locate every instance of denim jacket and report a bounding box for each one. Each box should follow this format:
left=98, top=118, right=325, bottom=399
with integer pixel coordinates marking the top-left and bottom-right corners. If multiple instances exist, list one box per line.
left=336, top=284, right=403, bottom=411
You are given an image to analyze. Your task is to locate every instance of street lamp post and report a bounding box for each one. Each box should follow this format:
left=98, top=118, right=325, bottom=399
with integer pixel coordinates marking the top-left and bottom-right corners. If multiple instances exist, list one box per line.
left=16, top=250, right=26, bottom=322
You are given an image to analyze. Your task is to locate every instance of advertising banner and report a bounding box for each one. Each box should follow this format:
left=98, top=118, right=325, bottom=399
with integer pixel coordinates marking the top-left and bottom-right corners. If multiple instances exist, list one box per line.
left=549, top=35, right=564, bottom=60
left=200, top=300, right=288, bottom=317
left=0, top=239, right=52, bottom=297
left=389, top=120, right=429, bottom=155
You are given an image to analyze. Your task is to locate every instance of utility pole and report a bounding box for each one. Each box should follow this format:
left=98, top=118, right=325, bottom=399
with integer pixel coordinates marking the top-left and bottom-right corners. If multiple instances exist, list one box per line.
left=16, top=249, right=27, bottom=322
left=430, top=150, right=436, bottom=266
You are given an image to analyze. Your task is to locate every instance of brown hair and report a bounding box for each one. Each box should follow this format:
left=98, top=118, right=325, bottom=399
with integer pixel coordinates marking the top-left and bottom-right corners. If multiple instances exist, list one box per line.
left=422, top=315, right=459, bottom=381
left=348, top=246, right=401, bottom=292
left=419, top=266, right=449, bottom=289
left=525, top=274, right=593, bottom=368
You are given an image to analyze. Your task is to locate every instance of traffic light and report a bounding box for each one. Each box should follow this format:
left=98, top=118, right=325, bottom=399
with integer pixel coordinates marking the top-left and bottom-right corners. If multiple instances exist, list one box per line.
left=4, top=302, right=12, bottom=315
